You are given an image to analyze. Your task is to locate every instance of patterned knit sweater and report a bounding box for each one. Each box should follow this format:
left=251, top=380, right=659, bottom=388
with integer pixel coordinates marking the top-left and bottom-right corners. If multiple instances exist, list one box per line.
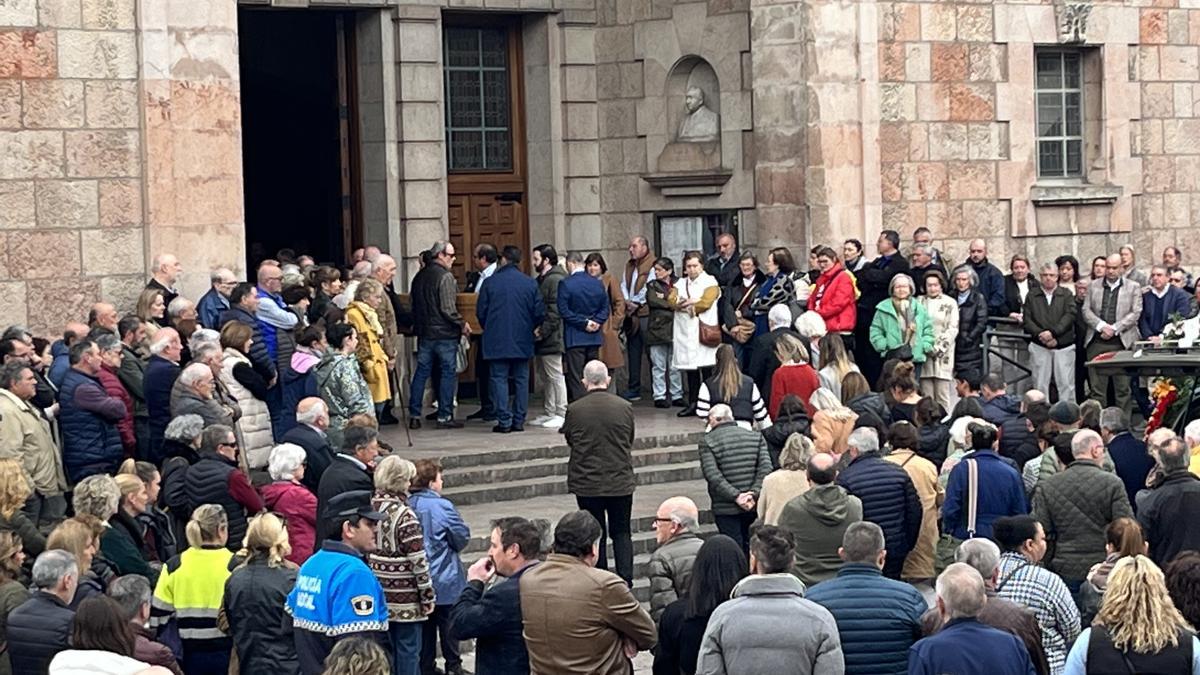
left=369, top=491, right=435, bottom=622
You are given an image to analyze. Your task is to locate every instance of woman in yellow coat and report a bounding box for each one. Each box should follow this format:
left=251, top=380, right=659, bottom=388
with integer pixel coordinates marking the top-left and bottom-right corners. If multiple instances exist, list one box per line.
left=344, top=278, right=391, bottom=414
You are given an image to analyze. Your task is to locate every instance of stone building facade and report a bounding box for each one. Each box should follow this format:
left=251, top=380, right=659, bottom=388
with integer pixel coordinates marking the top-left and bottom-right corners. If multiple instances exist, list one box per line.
left=0, top=0, right=1197, bottom=335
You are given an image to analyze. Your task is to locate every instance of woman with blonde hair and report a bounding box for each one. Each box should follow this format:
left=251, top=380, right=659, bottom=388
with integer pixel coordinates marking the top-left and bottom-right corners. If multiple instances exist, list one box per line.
left=810, top=387, right=858, bottom=455
left=1064, top=555, right=1200, bottom=673
left=344, top=278, right=391, bottom=416
left=152, top=504, right=232, bottom=675
left=769, top=333, right=820, bottom=419
left=46, top=518, right=104, bottom=607
left=119, top=459, right=176, bottom=562
left=696, top=343, right=770, bottom=430
left=219, top=321, right=273, bottom=469
left=758, top=433, right=815, bottom=525
left=368, top=455, right=435, bottom=673
left=817, top=333, right=860, bottom=401
left=0, top=530, right=27, bottom=675
left=322, top=637, right=390, bottom=675
left=1078, top=517, right=1148, bottom=626
left=102, top=473, right=158, bottom=584
left=0, top=458, right=42, bottom=556
left=136, top=288, right=167, bottom=345
left=224, top=512, right=299, bottom=674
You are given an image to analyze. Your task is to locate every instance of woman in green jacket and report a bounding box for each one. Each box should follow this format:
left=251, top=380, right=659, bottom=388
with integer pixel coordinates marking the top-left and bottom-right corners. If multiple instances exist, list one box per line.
left=869, top=273, right=935, bottom=372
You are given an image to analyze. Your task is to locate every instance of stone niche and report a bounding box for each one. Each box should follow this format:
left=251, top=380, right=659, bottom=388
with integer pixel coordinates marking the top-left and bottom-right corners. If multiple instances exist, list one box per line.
left=643, top=56, right=732, bottom=196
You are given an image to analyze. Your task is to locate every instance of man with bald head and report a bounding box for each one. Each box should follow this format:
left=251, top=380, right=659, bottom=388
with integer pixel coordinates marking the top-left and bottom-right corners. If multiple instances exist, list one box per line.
left=369, top=254, right=400, bottom=425
left=197, top=267, right=237, bottom=329
left=48, top=322, right=91, bottom=389
left=146, top=253, right=182, bottom=308
left=965, top=239, right=1006, bottom=316
left=87, top=303, right=118, bottom=338
left=647, top=495, right=704, bottom=622
left=1082, top=253, right=1143, bottom=416
left=255, top=262, right=298, bottom=437
left=776, top=452, right=864, bottom=587
left=282, top=397, right=335, bottom=493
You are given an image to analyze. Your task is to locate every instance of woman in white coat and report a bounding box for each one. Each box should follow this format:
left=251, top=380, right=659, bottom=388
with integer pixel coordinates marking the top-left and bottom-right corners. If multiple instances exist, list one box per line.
left=218, top=321, right=274, bottom=470
left=917, top=270, right=959, bottom=412
left=670, top=250, right=721, bottom=417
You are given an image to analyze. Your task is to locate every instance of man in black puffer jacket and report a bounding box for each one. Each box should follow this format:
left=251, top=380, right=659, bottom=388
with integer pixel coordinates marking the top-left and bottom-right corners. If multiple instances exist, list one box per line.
left=998, top=393, right=1051, bottom=470
left=7, top=550, right=78, bottom=673
left=836, top=427, right=922, bottom=579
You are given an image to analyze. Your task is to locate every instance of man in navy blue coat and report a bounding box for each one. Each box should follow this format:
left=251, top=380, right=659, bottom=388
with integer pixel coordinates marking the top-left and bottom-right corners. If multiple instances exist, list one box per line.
left=556, top=251, right=609, bottom=402
left=1139, top=264, right=1192, bottom=341
left=477, top=246, right=546, bottom=433
left=909, top=563, right=1036, bottom=675
left=448, top=516, right=541, bottom=675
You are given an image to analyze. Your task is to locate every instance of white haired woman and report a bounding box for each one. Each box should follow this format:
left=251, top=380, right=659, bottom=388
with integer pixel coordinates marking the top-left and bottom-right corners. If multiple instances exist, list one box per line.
left=869, top=273, right=934, bottom=378
left=810, top=387, right=858, bottom=455
left=952, top=265, right=988, bottom=379
left=261, top=444, right=317, bottom=565
left=368, top=456, right=435, bottom=675
left=758, top=433, right=815, bottom=525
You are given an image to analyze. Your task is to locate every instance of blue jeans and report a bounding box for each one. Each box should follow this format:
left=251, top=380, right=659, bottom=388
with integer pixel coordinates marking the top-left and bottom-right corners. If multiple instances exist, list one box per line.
left=409, top=338, right=458, bottom=421
left=390, top=621, right=422, bottom=675
left=489, top=358, right=530, bottom=429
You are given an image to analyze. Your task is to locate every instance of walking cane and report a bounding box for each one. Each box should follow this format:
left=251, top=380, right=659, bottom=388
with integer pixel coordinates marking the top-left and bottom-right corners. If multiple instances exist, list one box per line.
left=389, top=363, right=414, bottom=448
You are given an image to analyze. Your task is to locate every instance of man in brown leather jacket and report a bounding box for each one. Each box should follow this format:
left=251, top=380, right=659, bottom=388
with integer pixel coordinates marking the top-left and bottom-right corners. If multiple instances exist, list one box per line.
left=520, top=511, right=657, bottom=674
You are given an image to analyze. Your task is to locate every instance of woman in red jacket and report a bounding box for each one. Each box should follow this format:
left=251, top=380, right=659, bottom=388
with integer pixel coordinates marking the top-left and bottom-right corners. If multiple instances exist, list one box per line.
left=769, top=334, right=820, bottom=419
left=807, top=246, right=858, bottom=353
left=260, top=443, right=316, bottom=565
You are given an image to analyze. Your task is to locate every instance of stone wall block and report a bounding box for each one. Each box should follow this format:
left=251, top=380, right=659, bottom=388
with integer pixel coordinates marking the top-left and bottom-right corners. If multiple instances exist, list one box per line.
left=1160, top=46, right=1199, bottom=81
left=1142, top=9, right=1169, bottom=45
left=928, top=122, right=969, bottom=161
left=0, top=0, right=37, bottom=27
left=22, top=79, right=84, bottom=128
left=81, top=226, right=141, bottom=275
left=621, top=137, right=645, bottom=173
left=0, top=30, right=56, bottom=78
left=7, top=230, right=79, bottom=279
left=165, top=82, right=240, bottom=131
left=917, top=83, right=950, bottom=121
left=968, top=43, right=1005, bottom=82
left=880, top=83, right=916, bottom=122
left=598, top=99, right=636, bottom=137
left=599, top=175, right=638, bottom=213
left=0, top=81, right=19, bottom=128
left=880, top=43, right=906, bottom=82
left=97, top=177, right=140, bottom=227
left=39, top=0, right=81, bottom=28
left=65, top=130, right=138, bottom=177
left=0, top=130, right=63, bottom=178
left=949, top=83, right=995, bottom=121
left=947, top=161, right=996, bottom=200
left=171, top=128, right=240, bottom=179
left=879, top=123, right=910, bottom=163
left=906, top=43, right=931, bottom=82
left=920, top=3, right=956, bottom=41
left=956, top=5, right=993, bottom=43
left=0, top=280, right=26, bottom=329
left=397, top=22, right=440, bottom=63
left=57, top=30, right=137, bottom=79
left=1163, top=118, right=1200, bottom=154
left=566, top=177, right=599, bottom=213
left=81, top=0, right=136, bottom=30
left=25, top=277, right=98, bottom=335
left=0, top=181, right=34, bottom=228
left=1142, top=82, right=1174, bottom=118
left=1142, top=155, right=1173, bottom=193
left=84, top=80, right=138, bottom=128
left=1174, top=83, right=1194, bottom=117
left=99, top=274, right=141, bottom=311
left=879, top=2, right=921, bottom=42
left=931, top=43, right=969, bottom=82
left=35, top=179, right=97, bottom=228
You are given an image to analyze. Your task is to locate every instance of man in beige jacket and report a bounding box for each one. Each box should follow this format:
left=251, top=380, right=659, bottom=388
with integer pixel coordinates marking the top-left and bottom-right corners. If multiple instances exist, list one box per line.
left=0, top=362, right=67, bottom=530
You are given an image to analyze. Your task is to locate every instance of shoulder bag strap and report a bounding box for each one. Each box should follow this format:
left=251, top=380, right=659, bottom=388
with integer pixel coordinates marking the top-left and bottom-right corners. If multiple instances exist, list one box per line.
left=995, top=559, right=1032, bottom=593
left=966, top=458, right=979, bottom=539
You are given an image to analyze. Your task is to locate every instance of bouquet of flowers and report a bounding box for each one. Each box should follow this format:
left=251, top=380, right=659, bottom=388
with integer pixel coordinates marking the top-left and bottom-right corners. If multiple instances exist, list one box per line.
left=1146, top=379, right=1178, bottom=436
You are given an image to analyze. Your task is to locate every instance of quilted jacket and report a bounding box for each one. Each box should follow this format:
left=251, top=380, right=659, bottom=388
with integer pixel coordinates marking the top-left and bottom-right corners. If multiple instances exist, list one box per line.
left=647, top=531, right=704, bottom=623
left=837, top=453, right=922, bottom=579
left=1032, top=461, right=1133, bottom=581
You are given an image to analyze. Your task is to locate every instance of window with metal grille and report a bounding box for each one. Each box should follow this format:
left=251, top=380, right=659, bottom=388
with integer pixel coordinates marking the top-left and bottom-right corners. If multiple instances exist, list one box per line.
left=443, top=26, right=512, bottom=172
left=1035, top=50, right=1084, bottom=178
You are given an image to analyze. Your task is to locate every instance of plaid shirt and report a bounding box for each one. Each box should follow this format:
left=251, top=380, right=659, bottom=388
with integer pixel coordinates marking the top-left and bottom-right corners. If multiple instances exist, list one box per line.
left=996, top=551, right=1081, bottom=675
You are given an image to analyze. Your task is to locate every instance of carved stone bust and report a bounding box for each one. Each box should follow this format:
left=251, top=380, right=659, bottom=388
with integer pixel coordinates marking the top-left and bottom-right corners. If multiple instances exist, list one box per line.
left=677, top=86, right=720, bottom=143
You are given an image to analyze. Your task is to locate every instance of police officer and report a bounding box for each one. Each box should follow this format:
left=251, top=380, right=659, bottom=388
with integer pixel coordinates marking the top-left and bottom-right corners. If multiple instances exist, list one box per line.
left=286, top=490, right=389, bottom=675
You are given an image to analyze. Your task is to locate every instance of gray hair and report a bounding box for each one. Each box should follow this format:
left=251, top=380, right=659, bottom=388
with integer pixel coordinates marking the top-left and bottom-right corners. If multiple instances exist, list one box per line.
left=583, top=360, right=608, bottom=386
left=841, top=521, right=885, bottom=563
left=165, top=414, right=205, bottom=443
left=0, top=361, right=30, bottom=390
left=848, top=427, right=880, bottom=455
left=209, top=267, right=235, bottom=284
left=189, top=328, right=220, bottom=353
left=779, top=433, right=815, bottom=471
left=668, top=507, right=699, bottom=530
left=351, top=261, right=372, bottom=279
left=950, top=264, right=979, bottom=288
left=768, top=304, right=792, bottom=330
left=1023, top=390, right=1046, bottom=407
left=1071, top=429, right=1103, bottom=458
left=1160, top=436, right=1190, bottom=471
left=95, top=334, right=121, bottom=353
left=936, top=563, right=987, bottom=620
left=268, top=443, right=307, bottom=482
left=1040, top=262, right=1059, bottom=275
left=31, top=550, right=77, bottom=591
left=912, top=243, right=931, bottom=257
left=952, top=265, right=979, bottom=289
left=167, top=297, right=194, bottom=319
left=954, top=538, right=1001, bottom=582
left=108, top=574, right=152, bottom=621
left=374, top=455, right=417, bottom=495
left=296, top=399, right=328, bottom=425
left=201, top=424, right=235, bottom=453
left=72, top=474, right=120, bottom=520
left=707, top=403, right=734, bottom=425
left=148, top=328, right=179, bottom=356
left=793, top=311, right=827, bottom=339
left=1185, top=419, right=1200, bottom=446
left=889, top=273, right=916, bottom=296
left=192, top=342, right=220, bottom=364
left=178, top=363, right=212, bottom=388
left=1100, top=406, right=1128, bottom=433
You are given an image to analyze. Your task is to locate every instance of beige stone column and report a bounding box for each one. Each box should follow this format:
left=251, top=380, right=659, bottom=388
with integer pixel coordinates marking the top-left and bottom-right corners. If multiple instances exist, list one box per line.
left=357, top=9, right=402, bottom=257
left=138, top=0, right=245, bottom=301
left=559, top=18, right=601, bottom=253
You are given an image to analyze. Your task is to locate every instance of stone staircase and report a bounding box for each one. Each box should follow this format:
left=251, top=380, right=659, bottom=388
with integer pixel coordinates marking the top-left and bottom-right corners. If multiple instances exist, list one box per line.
left=445, top=428, right=717, bottom=605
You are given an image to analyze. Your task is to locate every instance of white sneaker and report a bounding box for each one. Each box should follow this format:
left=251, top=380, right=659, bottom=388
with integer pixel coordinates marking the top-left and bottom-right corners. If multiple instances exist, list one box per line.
left=542, top=415, right=565, bottom=429
left=528, top=415, right=552, bottom=427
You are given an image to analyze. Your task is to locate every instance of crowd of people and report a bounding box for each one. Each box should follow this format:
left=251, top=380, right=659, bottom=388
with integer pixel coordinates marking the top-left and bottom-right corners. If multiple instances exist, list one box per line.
left=1, top=232, right=1200, bottom=675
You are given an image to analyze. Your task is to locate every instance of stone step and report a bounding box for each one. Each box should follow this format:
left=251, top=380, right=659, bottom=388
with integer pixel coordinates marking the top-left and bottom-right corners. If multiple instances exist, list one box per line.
left=445, top=446, right=699, bottom=485
left=442, top=460, right=703, bottom=506
left=434, top=430, right=702, bottom=470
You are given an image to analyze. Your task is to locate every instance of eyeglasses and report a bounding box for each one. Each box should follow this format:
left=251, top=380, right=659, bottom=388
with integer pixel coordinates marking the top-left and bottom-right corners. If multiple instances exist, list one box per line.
left=220, top=440, right=239, bottom=448
left=651, top=517, right=675, bottom=527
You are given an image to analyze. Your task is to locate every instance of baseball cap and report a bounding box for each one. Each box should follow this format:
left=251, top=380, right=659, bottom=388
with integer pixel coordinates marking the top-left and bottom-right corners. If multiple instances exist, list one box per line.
left=327, top=490, right=384, bottom=521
